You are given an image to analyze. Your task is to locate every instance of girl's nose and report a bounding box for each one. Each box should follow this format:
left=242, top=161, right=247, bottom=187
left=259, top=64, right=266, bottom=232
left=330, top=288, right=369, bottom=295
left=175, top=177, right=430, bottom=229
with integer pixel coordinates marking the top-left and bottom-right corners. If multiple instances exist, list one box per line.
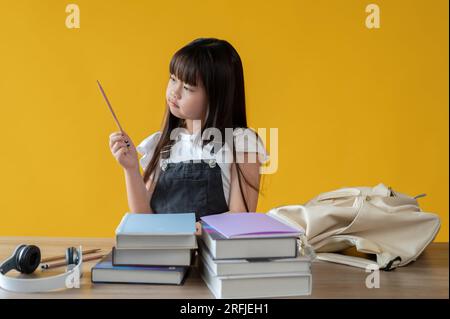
left=171, top=90, right=180, bottom=100
left=171, top=81, right=183, bottom=98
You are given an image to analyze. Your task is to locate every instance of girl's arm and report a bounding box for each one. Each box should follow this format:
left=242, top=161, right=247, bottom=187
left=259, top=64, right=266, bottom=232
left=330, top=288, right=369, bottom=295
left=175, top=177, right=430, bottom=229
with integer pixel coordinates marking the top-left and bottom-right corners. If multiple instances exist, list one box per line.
left=228, top=153, right=262, bottom=212
left=124, top=167, right=154, bottom=214
left=109, top=130, right=154, bottom=214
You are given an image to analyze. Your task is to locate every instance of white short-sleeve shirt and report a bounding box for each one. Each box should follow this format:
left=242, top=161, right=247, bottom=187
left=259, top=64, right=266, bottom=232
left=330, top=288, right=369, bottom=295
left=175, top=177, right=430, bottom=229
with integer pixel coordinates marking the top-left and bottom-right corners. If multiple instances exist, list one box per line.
left=136, top=127, right=268, bottom=206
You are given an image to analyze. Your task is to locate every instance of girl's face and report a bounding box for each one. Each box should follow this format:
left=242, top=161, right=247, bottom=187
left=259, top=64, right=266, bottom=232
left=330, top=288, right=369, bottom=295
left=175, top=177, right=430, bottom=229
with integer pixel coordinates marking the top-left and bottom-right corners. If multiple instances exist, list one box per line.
left=166, top=73, right=208, bottom=121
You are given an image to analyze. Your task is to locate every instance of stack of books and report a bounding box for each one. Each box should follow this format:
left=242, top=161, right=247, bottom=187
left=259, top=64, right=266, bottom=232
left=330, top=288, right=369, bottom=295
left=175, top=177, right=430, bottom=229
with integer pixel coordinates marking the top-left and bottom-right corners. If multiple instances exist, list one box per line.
left=91, top=212, right=197, bottom=285
left=198, top=213, right=312, bottom=298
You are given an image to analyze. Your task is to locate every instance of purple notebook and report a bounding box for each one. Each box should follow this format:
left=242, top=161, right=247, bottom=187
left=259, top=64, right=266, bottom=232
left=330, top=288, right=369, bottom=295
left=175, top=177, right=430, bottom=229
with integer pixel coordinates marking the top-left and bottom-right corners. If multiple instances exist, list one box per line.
left=200, top=213, right=303, bottom=239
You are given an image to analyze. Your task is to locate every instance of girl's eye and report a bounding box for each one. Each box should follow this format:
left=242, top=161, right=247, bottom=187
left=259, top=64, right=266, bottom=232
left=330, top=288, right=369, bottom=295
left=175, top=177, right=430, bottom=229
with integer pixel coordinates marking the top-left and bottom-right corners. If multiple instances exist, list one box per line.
left=169, top=75, right=193, bottom=91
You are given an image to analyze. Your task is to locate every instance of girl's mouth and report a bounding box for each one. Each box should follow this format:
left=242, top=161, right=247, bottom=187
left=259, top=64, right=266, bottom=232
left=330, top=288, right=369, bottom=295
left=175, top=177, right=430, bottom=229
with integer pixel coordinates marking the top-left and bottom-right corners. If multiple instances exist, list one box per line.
left=169, top=100, right=179, bottom=108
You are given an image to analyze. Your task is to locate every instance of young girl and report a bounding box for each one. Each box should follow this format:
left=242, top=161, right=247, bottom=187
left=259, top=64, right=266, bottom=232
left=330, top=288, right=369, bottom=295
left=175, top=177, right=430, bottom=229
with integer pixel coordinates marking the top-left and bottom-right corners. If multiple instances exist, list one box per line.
left=108, top=38, right=268, bottom=234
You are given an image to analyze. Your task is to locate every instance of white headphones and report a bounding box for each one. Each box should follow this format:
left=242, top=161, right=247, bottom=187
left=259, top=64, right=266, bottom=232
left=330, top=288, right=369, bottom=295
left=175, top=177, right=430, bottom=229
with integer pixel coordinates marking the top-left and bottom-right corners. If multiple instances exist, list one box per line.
left=0, top=244, right=83, bottom=293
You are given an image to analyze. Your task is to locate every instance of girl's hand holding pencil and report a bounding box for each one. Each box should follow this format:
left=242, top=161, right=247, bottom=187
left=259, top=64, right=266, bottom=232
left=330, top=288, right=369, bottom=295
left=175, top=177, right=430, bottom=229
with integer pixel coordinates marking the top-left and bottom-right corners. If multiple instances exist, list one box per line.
left=109, top=131, right=139, bottom=170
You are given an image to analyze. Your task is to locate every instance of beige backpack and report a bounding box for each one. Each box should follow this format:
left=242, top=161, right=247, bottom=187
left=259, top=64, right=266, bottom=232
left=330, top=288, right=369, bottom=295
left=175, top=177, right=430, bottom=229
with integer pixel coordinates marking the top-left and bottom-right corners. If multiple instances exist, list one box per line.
left=267, top=183, right=441, bottom=270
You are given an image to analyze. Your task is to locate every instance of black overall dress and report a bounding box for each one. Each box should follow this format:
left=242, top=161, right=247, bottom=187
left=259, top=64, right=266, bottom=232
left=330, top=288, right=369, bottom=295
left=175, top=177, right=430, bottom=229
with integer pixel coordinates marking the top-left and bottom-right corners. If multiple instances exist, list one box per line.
left=150, top=157, right=229, bottom=221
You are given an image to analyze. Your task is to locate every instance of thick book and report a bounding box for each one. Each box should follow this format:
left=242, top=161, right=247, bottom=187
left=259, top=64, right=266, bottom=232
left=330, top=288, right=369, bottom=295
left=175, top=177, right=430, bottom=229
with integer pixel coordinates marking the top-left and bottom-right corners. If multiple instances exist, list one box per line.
left=200, top=212, right=303, bottom=239
left=199, top=255, right=312, bottom=299
left=91, top=253, right=188, bottom=285
left=112, top=246, right=194, bottom=267
left=200, top=223, right=298, bottom=259
left=198, top=239, right=311, bottom=276
left=115, top=212, right=197, bottom=249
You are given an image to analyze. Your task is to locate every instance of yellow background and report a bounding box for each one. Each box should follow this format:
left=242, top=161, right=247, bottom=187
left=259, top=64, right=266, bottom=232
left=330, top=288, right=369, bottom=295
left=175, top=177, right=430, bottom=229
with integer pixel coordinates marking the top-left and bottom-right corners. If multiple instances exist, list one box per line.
left=0, top=0, right=448, bottom=241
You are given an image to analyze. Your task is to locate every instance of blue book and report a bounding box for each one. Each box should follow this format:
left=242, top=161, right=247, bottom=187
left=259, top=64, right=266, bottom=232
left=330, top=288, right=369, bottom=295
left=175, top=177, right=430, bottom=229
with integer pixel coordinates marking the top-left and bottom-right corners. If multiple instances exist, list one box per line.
left=115, top=213, right=197, bottom=249
left=91, top=252, right=188, bottom=285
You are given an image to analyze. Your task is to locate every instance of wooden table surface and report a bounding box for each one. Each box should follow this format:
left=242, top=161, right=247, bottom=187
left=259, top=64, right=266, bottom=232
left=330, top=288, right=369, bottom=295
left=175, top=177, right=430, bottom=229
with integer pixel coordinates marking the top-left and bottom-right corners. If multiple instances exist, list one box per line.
left=0, top=237, right=448, bottom=299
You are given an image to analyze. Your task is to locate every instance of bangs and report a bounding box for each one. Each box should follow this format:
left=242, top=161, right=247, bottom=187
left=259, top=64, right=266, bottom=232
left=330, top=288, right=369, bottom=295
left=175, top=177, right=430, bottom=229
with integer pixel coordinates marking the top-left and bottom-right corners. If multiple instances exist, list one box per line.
left=169, top=50, right=202, bottom=87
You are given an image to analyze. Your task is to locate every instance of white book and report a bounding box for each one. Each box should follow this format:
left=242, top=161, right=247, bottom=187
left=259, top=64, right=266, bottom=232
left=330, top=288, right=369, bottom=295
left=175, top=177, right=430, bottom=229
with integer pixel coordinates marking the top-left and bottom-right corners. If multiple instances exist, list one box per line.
left=115, top=213, right=197, bottom=249
left=91, top=253, right=188, bottom=285
left=112, top=247, right=194, bottom=266
left=199, top=255, right=312, bottom=299
left=200, top=224, right=298, bottom=259
left=198, top=240, right=311, bottom=276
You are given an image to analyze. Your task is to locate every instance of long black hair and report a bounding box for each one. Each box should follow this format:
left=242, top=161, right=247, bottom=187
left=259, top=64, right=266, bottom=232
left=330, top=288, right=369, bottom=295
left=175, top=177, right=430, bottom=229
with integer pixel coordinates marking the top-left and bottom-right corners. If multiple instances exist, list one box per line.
left=143, top=38, right=261, bottom=212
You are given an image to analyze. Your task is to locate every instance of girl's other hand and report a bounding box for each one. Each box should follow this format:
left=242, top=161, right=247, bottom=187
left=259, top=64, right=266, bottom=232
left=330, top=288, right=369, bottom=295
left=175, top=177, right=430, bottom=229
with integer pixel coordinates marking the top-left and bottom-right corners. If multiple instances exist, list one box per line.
left=109, top=131, right=139, bottom=171
left=195, top=221, right=202, bottom=236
